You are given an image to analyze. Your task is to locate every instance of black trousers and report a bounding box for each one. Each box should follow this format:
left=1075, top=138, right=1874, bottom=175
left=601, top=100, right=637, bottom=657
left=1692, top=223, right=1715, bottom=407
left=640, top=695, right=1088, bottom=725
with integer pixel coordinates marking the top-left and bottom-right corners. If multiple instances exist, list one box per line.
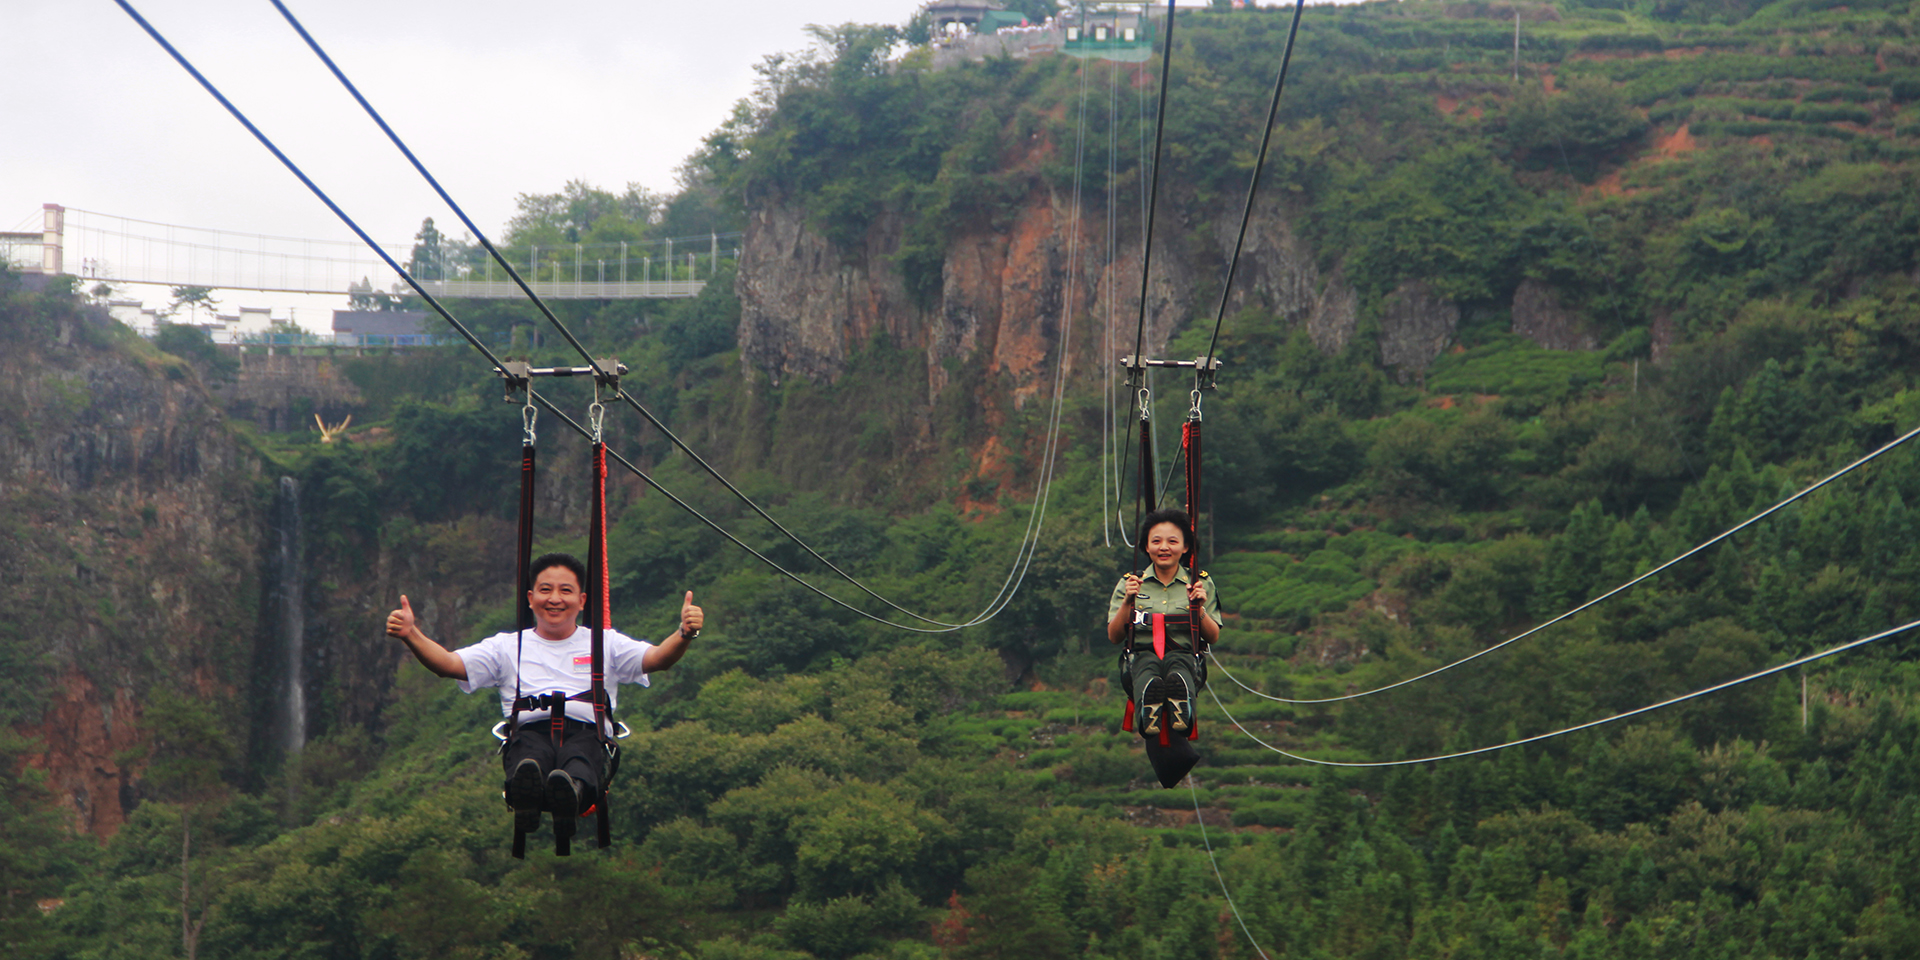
left=1129, top=644, right=1199, bottom=704
left=502, top=716, right=605, bottom=801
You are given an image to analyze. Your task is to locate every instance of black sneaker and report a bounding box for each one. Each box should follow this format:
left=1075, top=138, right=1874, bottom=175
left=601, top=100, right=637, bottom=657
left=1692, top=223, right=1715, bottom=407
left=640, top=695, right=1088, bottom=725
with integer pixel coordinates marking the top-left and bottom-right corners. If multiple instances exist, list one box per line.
left=1166, top=673, right=1191, bottom=733
left=547, top=769, right=578, bottom=845
left=1137, top=677, right=1164, bottom=736
left=505, top=758, right=543, bottom=834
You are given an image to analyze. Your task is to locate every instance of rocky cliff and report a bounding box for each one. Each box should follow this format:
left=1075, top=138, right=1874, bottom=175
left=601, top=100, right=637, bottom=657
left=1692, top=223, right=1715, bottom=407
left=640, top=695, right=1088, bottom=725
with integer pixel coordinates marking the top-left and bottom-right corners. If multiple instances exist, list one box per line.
left=0, top=278, right=266, bottom=836
left=735, top=155, right=1497, bottom=420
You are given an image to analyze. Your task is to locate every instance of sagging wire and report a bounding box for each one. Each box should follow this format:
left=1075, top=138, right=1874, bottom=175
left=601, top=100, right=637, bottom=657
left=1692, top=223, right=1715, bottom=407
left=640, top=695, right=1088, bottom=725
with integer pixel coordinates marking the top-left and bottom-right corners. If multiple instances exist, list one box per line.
left=1209, top=617, right=1920, bottom=767
left=115, top=0, right=1033, bottom=634
left=268, top=0, right=1075, bottom=633
left=1189, top=778, right=1272, bottom=960
left=1214, top=422, right=1920, bottom=704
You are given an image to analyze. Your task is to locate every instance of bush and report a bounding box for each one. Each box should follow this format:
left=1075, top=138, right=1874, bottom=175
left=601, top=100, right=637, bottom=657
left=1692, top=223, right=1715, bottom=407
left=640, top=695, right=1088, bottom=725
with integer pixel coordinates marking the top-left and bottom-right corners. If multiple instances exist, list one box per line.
left=1792, top=102, right=1874, bottom=125
left=153, top=323, right=238, bottom=383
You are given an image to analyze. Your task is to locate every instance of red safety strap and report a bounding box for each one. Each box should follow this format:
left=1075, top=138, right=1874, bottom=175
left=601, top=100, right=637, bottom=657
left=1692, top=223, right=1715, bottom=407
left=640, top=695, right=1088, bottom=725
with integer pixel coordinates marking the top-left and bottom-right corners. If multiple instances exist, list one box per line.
left=586, top=440, right=612, bottom=848
left=1184, top=418, right=1204, bottom=742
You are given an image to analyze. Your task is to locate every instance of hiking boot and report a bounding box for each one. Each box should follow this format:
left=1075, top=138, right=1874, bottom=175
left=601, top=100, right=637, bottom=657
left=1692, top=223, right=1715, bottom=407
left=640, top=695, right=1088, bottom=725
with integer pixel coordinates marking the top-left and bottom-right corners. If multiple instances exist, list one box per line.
left=1166, top=674, right=1191, bottom=733
left=1137, top=677, right=1164, bottom=737
left=547, top=769, right=578, bottom=845
left=505, top=758, right=544, bottom=834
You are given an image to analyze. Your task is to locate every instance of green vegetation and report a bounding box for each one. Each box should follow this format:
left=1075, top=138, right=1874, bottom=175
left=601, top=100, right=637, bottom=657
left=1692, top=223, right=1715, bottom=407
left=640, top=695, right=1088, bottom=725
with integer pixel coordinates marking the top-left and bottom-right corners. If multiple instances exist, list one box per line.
left=15, top=0, right=1920, bottom=957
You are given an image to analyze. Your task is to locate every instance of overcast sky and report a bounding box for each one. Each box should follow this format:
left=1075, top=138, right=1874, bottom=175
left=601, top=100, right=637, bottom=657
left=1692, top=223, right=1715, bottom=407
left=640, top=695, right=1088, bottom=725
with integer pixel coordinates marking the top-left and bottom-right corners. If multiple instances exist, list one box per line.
left=3, top=1, right=1289, bottom=319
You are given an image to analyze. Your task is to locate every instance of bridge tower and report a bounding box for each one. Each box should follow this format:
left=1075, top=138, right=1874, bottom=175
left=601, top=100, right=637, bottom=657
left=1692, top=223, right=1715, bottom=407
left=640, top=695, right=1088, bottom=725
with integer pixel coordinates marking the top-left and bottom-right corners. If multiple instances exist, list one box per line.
left=41, top=204, right=63, bottom=275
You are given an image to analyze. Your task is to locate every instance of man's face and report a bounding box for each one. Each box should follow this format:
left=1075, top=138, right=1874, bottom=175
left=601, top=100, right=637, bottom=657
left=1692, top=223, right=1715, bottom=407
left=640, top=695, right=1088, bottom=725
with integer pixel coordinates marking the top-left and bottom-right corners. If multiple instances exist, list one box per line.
left=528, top=565, right=585, bottom=635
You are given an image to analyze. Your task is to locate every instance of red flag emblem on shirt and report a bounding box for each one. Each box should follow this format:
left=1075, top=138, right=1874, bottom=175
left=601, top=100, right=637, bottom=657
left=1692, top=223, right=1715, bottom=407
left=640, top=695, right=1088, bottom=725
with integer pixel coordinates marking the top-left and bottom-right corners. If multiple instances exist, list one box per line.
left=573, top=655, right=592, bottom=666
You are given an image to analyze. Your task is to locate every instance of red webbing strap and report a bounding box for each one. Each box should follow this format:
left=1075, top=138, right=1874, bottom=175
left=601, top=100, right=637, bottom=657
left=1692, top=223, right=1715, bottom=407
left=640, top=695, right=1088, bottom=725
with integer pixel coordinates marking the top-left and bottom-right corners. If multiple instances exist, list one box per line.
left=1129, top=414, right=1154, bottom=645
left=1183, top=420, right=1203, bottom=643
left=587, top=441, right=611, bottom=848
left=1184, top=418, right=1203, bottom=741
left=510, top=443, right=536, bottom=740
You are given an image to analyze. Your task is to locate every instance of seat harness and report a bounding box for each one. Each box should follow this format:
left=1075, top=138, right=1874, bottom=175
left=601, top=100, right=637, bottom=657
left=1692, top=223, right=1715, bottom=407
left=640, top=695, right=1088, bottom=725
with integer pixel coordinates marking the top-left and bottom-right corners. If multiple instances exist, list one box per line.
left=497, top=362, right=627, bottom=858
left=1117, top=358, right=1219, bottom=746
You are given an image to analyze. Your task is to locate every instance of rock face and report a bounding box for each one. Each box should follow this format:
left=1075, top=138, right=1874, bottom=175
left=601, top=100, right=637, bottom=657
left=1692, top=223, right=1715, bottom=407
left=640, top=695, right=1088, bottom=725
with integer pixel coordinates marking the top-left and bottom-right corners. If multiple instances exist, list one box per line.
left=1512, top=278, right=1596, bottom=351
left=736, top=176, right=1359, bottom=451
left=210, top=350, right=363, bottom=433
left=1211, top=196, right=1361, bottom=355
left=0, top=296, right=265, bottom=836
left=1308, top=268, right=1359, bottom=355
left=1377, top=279, right=1461, bottom=380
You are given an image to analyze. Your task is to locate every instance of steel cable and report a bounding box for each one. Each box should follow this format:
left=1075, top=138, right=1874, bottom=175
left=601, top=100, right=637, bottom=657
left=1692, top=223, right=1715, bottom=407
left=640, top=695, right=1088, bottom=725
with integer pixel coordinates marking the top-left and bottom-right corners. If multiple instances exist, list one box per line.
left=115, top=0, right=1046, bottom=634
left=1189, top=778, right=1272, bottom=960
left=110, top=0, right=511, bottom=376
left=1214, top=422, right=1920, bottom=704
left=269, top=0, right=1083, bottom=631
left=1203, top=0, right=1307, bottom=369
left=1209, top=616, right=1920, bottom=767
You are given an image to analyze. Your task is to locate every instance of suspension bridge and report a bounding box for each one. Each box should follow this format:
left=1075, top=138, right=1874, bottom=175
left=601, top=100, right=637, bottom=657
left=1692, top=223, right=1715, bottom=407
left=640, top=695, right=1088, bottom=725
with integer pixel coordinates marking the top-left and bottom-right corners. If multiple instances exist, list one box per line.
left=3, top=204, right=736, bottom=300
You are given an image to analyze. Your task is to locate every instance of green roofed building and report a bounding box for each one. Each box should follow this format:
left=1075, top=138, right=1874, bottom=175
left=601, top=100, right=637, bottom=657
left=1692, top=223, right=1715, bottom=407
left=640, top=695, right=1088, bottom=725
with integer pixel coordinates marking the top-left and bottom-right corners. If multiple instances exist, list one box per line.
left=923, top=0, right=1008, bottom=31
left=1062, top=2, right=1157, bottom=62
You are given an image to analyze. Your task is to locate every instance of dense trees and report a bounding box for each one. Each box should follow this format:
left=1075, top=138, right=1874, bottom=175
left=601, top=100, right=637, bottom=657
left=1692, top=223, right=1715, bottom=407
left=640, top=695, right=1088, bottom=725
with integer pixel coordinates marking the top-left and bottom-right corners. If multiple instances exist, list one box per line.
left=17, top=0, right=1920, bottom=957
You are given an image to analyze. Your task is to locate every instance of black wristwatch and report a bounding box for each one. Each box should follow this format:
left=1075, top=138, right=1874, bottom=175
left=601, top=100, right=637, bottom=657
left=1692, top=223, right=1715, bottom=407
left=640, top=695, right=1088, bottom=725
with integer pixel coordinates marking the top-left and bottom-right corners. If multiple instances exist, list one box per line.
left=682, top=627, right=700, bottom=640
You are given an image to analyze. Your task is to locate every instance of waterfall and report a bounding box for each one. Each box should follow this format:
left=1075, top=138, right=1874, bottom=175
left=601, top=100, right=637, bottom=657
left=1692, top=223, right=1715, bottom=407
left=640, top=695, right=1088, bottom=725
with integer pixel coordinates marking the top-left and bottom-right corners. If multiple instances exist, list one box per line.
left=273, top=476, right=306, bottom=758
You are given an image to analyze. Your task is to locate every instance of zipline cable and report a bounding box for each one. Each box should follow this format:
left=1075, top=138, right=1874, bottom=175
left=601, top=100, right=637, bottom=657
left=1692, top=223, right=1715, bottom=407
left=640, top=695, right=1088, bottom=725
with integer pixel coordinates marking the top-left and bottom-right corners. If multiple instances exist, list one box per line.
left=109, top=0, right=511, bottom=378
left=1189, top=779, right=1272, bottom=960
left=1213, top=422, right=1920, bottom=704
left=266, top=0, right=1081, bottom=631
left=528, top=393, right=1031, bottom=633
left=1202, top=0, right=1307, bottom=368
left=1102, top=57, right=1119, bottom=548
left=1120, top=0, right=1181, bottom=552
left=117, top=0, right=1044, bottom=634
left=1210, top=616, right=1920, bottom=767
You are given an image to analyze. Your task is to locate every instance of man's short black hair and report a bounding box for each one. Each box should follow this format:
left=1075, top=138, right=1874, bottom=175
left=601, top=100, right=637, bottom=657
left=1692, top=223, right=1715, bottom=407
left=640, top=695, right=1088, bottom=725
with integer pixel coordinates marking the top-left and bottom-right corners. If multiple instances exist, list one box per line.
left=529, top=552, right=587, bottom=590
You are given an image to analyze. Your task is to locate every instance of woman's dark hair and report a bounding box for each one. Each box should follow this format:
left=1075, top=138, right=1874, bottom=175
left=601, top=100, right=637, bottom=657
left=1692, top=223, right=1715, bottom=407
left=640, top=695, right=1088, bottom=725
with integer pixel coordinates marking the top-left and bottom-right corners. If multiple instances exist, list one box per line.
left=1138, top=508, right=1195, bottom=564
left=529, top=552, right=587, bottom=589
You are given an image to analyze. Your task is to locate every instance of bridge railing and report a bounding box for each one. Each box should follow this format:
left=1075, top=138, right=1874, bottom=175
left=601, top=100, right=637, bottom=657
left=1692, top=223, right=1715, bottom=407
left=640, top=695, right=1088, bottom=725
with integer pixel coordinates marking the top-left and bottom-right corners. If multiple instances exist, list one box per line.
left=418, top=278, right=705, bottom=300
left=200, top=330, right=496, bottom=349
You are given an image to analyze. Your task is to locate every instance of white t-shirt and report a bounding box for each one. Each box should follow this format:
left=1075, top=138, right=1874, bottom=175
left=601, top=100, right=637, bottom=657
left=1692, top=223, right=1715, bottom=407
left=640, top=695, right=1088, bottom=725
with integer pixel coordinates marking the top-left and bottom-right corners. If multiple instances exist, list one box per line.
left=456, top=626, right=652, bottom=728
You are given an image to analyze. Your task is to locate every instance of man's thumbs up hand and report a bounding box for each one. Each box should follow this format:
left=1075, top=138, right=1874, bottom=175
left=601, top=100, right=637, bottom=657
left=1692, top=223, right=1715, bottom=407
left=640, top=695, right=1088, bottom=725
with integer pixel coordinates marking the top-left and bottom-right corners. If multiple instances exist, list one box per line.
left=386, top=595, right=416, bottom=639
left=680, top=591, right=703, bottom=637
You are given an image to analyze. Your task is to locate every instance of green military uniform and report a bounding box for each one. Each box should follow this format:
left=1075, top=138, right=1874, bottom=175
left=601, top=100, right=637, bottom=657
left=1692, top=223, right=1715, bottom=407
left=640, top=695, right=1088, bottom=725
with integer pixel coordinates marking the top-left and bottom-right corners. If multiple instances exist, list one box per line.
left=1109, top=567, right=1219, bottom=735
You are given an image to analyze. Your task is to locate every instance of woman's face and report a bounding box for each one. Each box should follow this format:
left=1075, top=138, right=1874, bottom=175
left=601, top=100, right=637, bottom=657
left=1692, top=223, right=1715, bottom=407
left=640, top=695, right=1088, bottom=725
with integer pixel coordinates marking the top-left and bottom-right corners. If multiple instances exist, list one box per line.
left=1145, top=522, right=1187, bottom=571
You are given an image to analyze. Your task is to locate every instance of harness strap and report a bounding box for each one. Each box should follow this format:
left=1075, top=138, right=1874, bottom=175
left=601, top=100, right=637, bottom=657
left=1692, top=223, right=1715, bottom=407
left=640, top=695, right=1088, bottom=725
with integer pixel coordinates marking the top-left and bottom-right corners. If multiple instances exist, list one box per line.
left=509, top=689, right=612, bottom=715
left=1125, top=403, right=1155, bottom=658
left=1184, top=416, right=1204, bottom=740
left=508, top=442, right=536, bottom=742
left=586, top=439, right=613, bottom=849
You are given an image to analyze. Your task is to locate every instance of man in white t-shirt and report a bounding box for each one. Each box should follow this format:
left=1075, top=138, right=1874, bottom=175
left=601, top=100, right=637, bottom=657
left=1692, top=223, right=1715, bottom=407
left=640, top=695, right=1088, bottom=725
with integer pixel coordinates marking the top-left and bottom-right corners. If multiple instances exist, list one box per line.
left=384, top=552, right=702, bottom=844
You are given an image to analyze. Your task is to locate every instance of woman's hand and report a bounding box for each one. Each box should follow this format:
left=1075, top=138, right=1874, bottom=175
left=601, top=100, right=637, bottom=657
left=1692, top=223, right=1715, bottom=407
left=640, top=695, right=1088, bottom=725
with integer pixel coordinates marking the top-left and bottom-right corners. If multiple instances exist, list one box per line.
left=1187, top=579, right=1207, bottom=606
left=1123, top=574, right=1142, bottom=603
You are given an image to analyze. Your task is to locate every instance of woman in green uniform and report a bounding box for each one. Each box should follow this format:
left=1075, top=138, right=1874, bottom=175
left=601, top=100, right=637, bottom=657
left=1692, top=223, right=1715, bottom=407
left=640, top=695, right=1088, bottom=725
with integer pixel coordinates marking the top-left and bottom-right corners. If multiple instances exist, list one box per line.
left=1106, top=508, right=1220, bottom=737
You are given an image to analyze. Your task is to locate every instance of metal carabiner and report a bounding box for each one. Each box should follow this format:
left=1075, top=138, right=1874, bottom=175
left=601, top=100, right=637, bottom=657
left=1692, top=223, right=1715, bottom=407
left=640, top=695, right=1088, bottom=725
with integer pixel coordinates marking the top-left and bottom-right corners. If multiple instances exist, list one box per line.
left=1189, top=388, right=1203, bottom=422
left=588, top=401, right=606, bottom=444
left=1137, top=386, right=1153, bottom=421
left=522, top=402, right=538, bottom=445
